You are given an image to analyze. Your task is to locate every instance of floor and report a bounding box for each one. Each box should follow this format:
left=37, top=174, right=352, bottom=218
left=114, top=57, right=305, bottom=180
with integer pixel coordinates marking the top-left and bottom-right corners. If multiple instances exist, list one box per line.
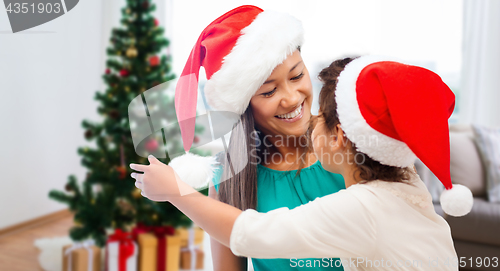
left=0, top=214, right=74, bottom=271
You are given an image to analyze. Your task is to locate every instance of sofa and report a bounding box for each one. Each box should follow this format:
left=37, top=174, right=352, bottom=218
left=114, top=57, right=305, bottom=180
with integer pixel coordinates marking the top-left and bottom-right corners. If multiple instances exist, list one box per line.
left=415, top=124, right=500, bottom=271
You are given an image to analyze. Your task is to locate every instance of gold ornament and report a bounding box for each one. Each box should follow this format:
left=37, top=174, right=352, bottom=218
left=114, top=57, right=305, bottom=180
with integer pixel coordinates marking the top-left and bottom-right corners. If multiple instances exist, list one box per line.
left=125, top=86, right=130, bottom=92
left=129, top=13, right=137, bottom=22
left=108, top=93, right=113, bottom=98
left=126, top=8, right=130, bottom=14
left=132, top=188, right=142, bottom=198
left=146, top=67, right=150, bottom=72
left=124, top=224, right=134, bottom=232
left=152, top=214, right=158, bottom=220
left=126, top=47, right=138, bottom=58
left=117, top=199, right=135, bottom=213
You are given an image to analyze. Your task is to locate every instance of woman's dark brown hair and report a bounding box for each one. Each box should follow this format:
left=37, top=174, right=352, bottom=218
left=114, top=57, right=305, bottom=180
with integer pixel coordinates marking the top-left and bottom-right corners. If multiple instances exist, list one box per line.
left=216, top=107, right=258, bottom=210
left=315, top=57, right=411, bottom=183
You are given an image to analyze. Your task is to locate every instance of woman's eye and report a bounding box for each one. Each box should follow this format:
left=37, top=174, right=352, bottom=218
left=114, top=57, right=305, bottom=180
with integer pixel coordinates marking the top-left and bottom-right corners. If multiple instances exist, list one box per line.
left=262, top=88, right=276, bottom=97
left=291, top=72, right=304, bottom=81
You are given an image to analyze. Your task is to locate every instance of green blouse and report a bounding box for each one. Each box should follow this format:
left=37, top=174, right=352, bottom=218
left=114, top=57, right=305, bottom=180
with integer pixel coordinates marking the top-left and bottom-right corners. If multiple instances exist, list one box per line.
left=213, top=160, right=345, bottom=270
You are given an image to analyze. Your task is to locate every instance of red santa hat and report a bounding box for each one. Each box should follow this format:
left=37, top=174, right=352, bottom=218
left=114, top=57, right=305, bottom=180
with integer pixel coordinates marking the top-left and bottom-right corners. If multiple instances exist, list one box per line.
left=335, top=55, right=473, bottom=217
left=170, top=5, right=304, bottom=189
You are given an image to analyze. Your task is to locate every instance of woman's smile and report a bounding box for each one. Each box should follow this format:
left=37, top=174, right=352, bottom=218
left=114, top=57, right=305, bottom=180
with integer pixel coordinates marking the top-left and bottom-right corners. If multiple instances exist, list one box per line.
left=275, top=101, right=305, bottom=123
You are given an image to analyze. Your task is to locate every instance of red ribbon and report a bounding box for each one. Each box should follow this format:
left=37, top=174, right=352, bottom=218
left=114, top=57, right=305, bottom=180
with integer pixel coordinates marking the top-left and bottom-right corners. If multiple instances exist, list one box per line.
left=132, top=223, right=175, bottom=271
left=107, top=229, right=135, bottom=271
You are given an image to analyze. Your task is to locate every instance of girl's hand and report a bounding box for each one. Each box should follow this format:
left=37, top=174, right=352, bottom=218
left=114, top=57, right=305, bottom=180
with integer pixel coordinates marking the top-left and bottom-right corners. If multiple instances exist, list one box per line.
left=130, top=155, right=191, bottom=202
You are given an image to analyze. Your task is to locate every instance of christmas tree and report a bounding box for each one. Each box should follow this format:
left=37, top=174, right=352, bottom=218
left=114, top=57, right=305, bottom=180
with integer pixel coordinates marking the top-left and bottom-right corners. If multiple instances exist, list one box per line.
left=49, top=0, right=209, bottom=247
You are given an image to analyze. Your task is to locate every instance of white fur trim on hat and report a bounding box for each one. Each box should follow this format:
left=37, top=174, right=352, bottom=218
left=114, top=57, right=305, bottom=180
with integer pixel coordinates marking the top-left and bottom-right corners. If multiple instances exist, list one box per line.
left=204, top=10, right=304, bottom=115
left=169, top=153, right=218, bottom=189
left=335, top=55, right=417, bottom=167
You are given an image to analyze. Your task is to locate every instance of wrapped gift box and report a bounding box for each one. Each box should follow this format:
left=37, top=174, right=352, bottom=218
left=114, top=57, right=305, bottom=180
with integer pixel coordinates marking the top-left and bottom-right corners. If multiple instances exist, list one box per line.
left=178, top=227, right=204, bottom=270
left=176, top=227, right=204, bottom=248
left=106, top=229, right=138, bottom=271
left=179, top=248, right=204, bottom=270
left=133, top=224, right=181, bottom=271
left=62, top=241, right=101, bottom=271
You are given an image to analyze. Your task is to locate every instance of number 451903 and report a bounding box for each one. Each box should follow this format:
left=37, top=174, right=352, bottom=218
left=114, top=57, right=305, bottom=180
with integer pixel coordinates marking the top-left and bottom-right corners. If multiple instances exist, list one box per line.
left=446, top=257, right=499, bottom=268
left=6, top=3, right=62, bottom=14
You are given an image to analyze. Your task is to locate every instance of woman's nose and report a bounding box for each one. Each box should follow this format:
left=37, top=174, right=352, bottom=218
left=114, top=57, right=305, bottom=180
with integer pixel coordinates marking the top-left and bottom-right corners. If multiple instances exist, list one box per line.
left=280, top=84, right=301, bottom=108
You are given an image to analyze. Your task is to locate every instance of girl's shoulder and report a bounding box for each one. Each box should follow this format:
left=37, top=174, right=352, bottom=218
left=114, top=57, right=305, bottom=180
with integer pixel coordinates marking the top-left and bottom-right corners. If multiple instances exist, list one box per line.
left=353, top=173, right=433, bottom=209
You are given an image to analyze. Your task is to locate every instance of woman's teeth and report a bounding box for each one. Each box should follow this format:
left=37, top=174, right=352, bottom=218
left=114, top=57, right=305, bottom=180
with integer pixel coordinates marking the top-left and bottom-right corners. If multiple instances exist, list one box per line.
left=276, top=104, right=302, bottom=119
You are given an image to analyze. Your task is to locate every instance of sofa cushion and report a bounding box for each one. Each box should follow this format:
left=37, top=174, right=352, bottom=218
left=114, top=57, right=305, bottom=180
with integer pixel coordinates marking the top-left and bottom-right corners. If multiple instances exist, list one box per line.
left=472, top=125, right=500, bottom=202
left=449, top=123, right=475, bottom=137
left=445, top=198, right=500, bottom=247
left=415, top=124, right=486, bottom=200
left=449, top=132, right=486, bottom=197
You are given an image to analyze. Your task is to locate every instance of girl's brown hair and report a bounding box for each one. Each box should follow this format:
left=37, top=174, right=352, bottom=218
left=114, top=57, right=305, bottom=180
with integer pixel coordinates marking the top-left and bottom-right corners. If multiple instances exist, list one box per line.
left=315, top=57, right=411, bottom=183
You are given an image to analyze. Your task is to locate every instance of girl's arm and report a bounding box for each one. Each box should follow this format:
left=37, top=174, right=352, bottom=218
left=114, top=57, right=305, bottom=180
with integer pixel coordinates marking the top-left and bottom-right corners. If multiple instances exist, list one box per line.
left=167, top=179, right=241, bottom=248
left=168, top=179, right=377, bottom=259
left=130, top=155, right=241, bottom=246
left=208, top=184, right=248, bottom=271
left=131, top=155, right=376, bottom=259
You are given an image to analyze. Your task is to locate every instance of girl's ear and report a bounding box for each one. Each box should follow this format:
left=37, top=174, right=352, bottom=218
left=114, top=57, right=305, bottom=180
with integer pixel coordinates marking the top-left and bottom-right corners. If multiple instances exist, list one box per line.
left=328, top=124, right=342, bottom=151
left=335, top=124, right=348, bottom=149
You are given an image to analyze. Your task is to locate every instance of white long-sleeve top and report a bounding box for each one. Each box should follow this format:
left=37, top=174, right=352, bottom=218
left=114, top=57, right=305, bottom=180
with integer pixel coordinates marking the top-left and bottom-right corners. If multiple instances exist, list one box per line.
left=229, top=172, right=458, bottom=271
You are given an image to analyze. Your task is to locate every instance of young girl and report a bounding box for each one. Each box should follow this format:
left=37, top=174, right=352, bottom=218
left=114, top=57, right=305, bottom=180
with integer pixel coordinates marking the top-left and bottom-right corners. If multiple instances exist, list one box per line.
left=130, top=56, right=474, bottom=270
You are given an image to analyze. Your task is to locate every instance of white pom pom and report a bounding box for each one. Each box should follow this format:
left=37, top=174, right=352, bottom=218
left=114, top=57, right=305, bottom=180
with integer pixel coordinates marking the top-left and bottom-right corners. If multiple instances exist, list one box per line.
left=440, top=184, right=474, bottom=217
left=169, top=153, right=218, bottom=189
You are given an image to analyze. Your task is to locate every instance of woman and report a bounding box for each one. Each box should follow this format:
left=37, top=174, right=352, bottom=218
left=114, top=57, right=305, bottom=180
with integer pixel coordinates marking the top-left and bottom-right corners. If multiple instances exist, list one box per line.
left=164, top=5, right=345, bottom=270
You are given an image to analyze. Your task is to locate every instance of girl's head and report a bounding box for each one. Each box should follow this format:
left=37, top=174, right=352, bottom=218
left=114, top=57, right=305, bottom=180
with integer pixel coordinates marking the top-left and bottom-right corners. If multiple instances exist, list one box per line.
left=310, top=56, right=473, bottom=217
left=311, top=57, right=410, bottom=183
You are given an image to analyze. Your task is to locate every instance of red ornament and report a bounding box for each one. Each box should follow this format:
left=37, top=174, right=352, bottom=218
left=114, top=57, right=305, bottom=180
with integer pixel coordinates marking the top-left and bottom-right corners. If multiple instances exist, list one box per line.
left=105, top=68, right=110, bottom=74
left=154, top=18, right=159, bottom=26
left=149, top=56, right=160, bottom=67
left=120, top=69, right=129, bottom=77
left=193, top=136, right=200, bottom=143
left=145, top=139, right=159, bottom=152
left=116, top=166, right=127, bottom=179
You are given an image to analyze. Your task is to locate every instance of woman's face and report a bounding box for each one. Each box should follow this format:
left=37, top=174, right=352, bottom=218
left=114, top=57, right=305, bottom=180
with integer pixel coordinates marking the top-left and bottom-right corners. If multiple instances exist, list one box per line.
left=250, top=50, right=313, bottom=139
